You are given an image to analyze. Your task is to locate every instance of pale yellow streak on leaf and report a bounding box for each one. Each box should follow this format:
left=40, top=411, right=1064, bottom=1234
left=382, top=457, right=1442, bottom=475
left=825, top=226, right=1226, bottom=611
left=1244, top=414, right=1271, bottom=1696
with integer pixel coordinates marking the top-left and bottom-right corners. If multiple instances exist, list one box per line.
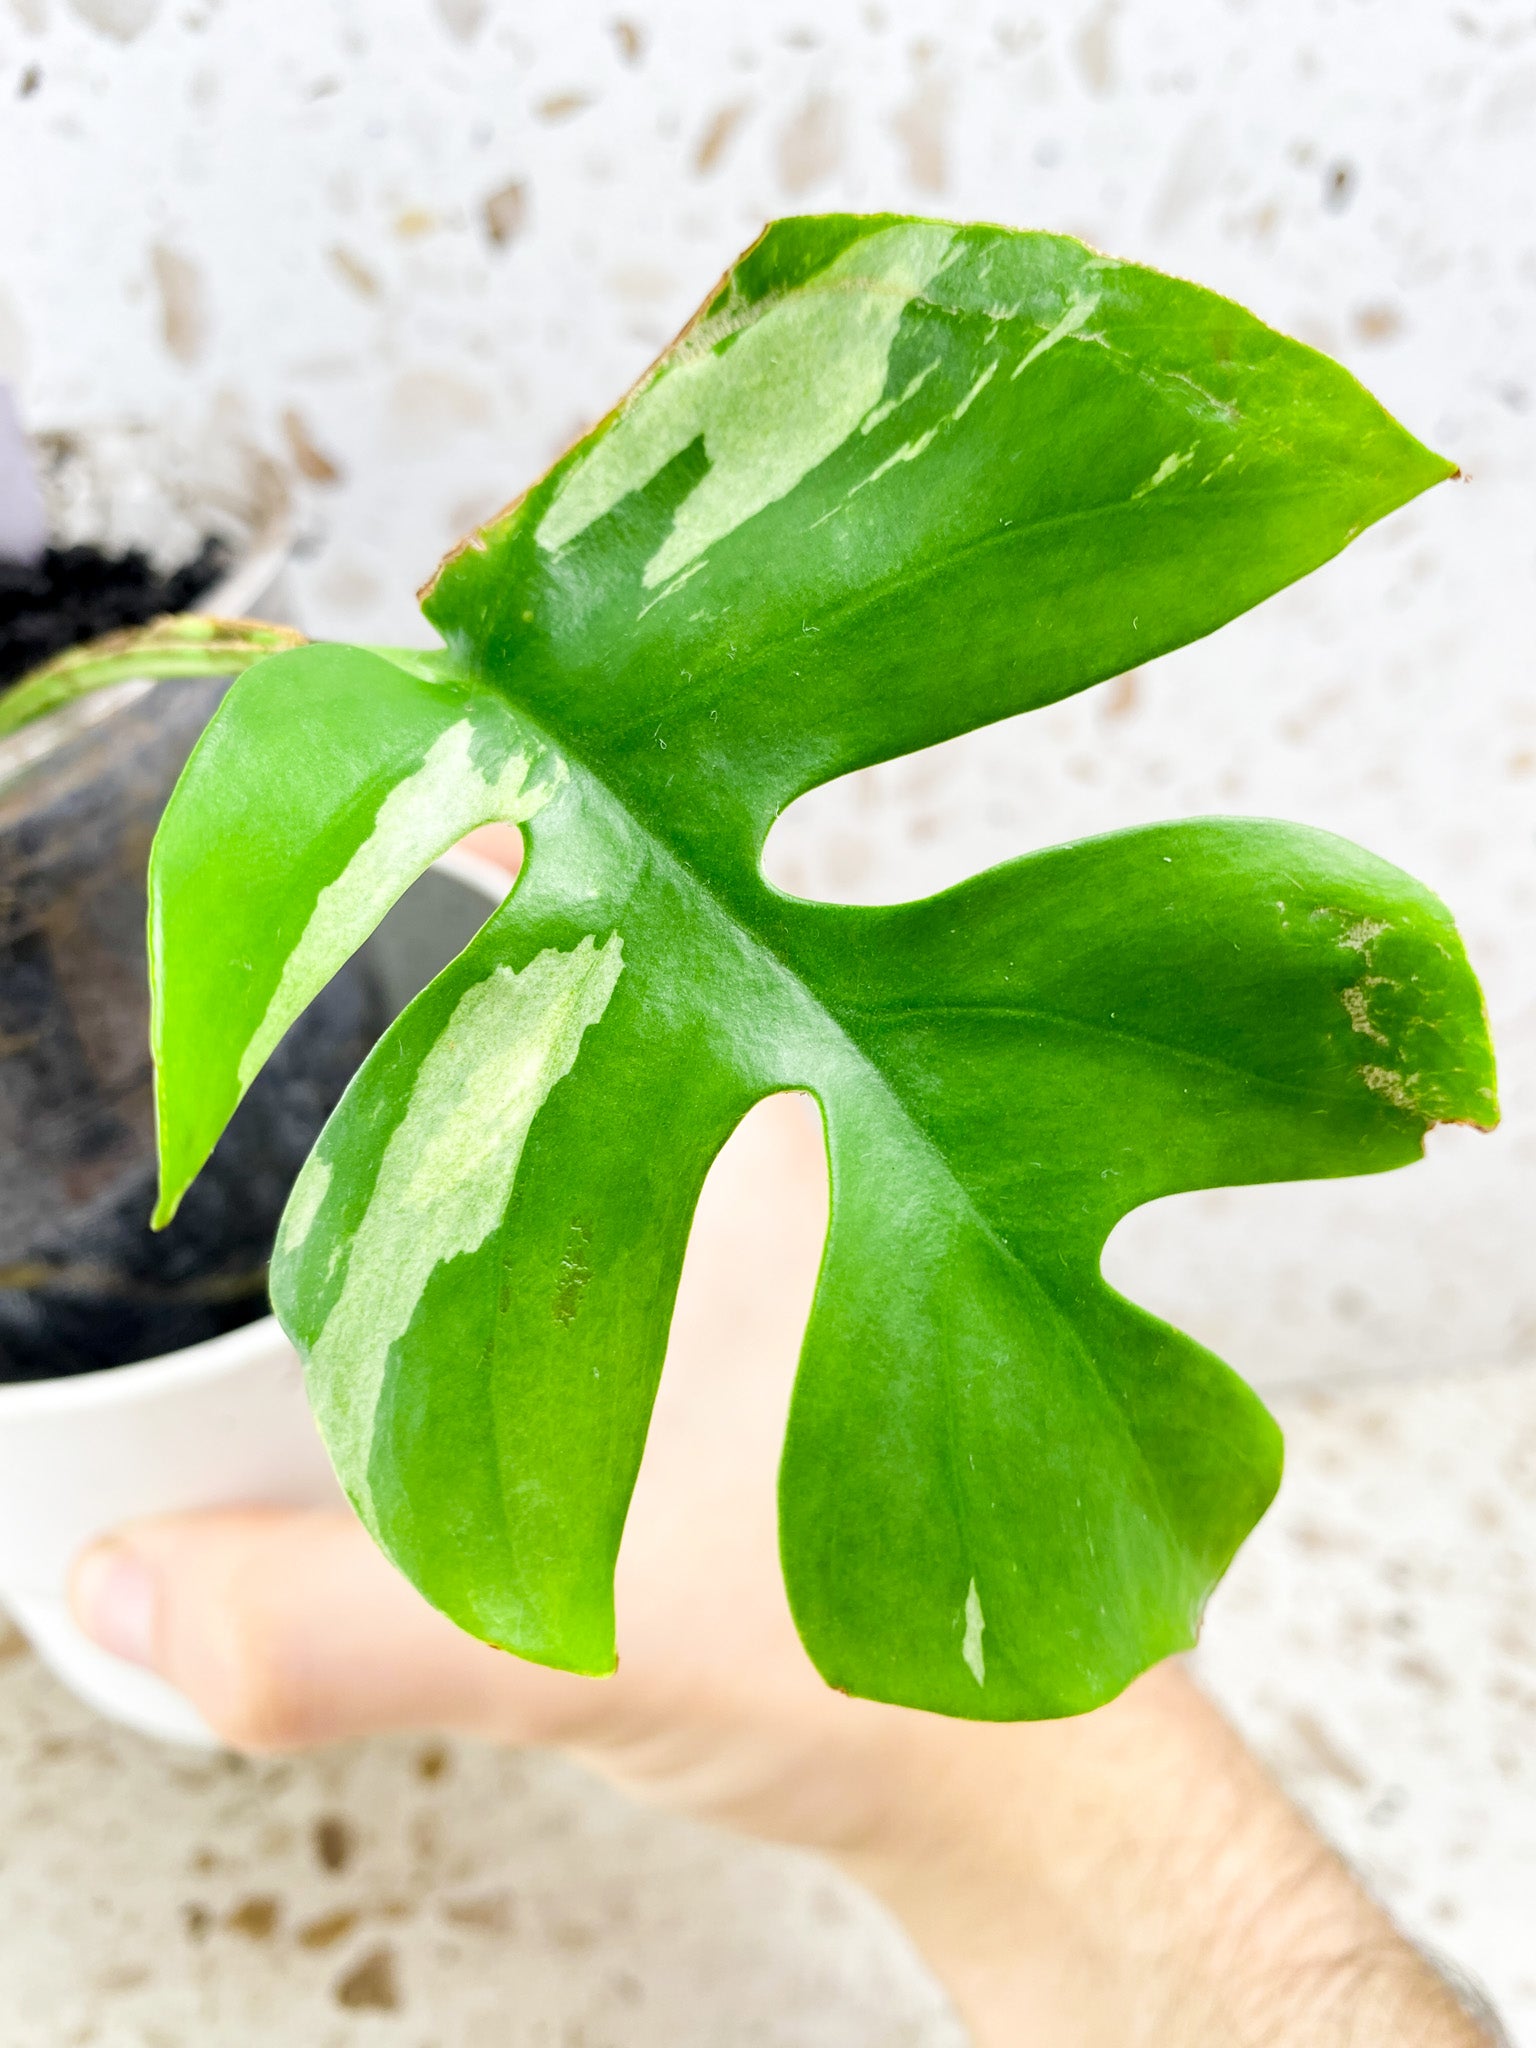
left=238, top=721, right=563, bottom=1091
left=536, top=222, right=957, bottom=588
left=303, top=935, right=625, bottom=1505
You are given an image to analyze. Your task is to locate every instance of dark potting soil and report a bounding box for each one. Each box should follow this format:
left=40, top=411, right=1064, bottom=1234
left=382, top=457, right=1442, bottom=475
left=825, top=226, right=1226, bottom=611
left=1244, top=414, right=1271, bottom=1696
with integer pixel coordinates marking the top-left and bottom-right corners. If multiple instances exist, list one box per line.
left=0, top=620, right=389, bottom=1384
left=0, top=967, right=386, bottom=1380
left=0, top=537, right=229, bottom=692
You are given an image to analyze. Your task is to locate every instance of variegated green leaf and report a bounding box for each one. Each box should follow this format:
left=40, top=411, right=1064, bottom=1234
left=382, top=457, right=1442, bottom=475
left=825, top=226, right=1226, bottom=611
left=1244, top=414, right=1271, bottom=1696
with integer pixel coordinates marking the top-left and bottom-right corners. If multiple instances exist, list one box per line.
left=150, top=216, right=1496, bottom=1718
left=149, top=643, right=564, bottom=1222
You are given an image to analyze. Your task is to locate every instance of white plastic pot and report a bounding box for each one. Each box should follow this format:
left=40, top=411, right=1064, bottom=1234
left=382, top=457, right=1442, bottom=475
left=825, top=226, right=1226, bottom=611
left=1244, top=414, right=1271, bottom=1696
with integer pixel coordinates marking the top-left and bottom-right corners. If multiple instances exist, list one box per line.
left=0, top=849, right=507, bottom=1746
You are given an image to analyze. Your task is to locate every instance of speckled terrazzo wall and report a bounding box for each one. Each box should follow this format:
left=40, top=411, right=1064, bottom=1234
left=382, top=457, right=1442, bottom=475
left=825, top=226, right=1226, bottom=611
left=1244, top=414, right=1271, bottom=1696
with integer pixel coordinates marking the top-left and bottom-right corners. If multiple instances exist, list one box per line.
left=0, top=2, right=1533, bottom=2041
left=0, top=1611, right=967, bottom=2045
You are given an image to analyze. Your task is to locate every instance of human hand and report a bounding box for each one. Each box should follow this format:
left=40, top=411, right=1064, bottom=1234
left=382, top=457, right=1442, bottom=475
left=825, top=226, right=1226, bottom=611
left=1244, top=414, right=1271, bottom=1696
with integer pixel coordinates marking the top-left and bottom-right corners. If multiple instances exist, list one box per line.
left=72, top=1090, right=874, bottom=1843
left=69, top=1084, right=1494, bottom=2048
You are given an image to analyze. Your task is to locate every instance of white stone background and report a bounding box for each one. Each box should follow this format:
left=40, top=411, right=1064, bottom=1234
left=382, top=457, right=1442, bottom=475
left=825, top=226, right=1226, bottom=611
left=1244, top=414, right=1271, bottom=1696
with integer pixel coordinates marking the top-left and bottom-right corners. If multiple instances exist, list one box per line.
left=0, top=0, right=1533, bottom=2040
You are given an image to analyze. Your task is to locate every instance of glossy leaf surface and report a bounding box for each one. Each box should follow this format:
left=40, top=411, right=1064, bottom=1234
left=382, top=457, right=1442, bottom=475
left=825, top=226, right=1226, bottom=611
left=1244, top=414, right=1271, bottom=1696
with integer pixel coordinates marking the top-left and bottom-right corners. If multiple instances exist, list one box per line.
left=151, top=217, right=1496, bottom=1718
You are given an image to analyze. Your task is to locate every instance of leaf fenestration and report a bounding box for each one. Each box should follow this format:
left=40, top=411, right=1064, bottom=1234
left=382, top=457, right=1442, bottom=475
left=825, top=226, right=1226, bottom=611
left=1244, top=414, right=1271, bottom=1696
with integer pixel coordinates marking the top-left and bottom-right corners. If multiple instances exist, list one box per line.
left=150, top=216, right=1496, bottom=1719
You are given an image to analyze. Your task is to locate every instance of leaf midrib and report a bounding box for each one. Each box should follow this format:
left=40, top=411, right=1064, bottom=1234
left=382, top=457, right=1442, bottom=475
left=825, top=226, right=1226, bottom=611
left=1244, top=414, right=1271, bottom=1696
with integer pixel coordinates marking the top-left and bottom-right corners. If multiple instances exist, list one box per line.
left=490, top=687, right=1196, bottom=1564
left=832, top=997, right=1371, bottom=1110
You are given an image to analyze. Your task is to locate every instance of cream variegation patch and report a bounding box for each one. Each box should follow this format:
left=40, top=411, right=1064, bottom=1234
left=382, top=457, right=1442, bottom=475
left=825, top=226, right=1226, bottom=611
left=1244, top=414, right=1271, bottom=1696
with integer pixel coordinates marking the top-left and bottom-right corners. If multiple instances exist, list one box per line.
left=278, top=1155, right=332, bottom=1256
left=962, top=1577, right=987, bottom=1686
left=237, top=720, right=563, bottom=1092
left=302, top=934, right=624, bottom=1501
left=535, top=220, right=958, bottom=589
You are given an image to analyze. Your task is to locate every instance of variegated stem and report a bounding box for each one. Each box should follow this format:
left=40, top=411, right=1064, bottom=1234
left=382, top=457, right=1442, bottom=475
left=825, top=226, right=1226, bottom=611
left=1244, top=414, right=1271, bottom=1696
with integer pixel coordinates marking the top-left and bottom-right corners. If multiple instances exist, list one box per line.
left=0, top=614, right=308, bottom=740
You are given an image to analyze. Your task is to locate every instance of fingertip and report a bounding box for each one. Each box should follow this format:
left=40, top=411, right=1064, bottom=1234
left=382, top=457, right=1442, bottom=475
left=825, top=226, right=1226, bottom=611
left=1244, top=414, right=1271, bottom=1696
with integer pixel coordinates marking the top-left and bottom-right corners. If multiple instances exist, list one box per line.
left=69, top=1511, right=355, bottom=1753
left=66, top=1509, right=617, bottom=1758
left=70, top=1538, right=158, bottom=1668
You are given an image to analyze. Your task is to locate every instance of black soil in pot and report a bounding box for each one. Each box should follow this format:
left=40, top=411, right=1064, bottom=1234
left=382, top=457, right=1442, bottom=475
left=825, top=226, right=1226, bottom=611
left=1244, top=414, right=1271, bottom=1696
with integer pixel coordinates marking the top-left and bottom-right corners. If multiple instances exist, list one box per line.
left=0, top=537, right=229, bottom=692
left=0, top=550, right=389, bottom=1382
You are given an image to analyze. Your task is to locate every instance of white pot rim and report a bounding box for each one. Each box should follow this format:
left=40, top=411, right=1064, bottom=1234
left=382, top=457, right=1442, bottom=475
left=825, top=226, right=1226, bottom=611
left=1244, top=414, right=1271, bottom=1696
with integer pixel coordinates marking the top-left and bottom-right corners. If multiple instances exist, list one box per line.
left=0, top=1310, right=286, bottom=1422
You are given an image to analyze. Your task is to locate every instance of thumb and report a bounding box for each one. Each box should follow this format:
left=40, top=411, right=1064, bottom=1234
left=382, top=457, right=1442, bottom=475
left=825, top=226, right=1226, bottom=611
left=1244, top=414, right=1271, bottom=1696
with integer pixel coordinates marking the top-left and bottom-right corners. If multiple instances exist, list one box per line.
left=68, top=1508, right=609, bottom=1753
